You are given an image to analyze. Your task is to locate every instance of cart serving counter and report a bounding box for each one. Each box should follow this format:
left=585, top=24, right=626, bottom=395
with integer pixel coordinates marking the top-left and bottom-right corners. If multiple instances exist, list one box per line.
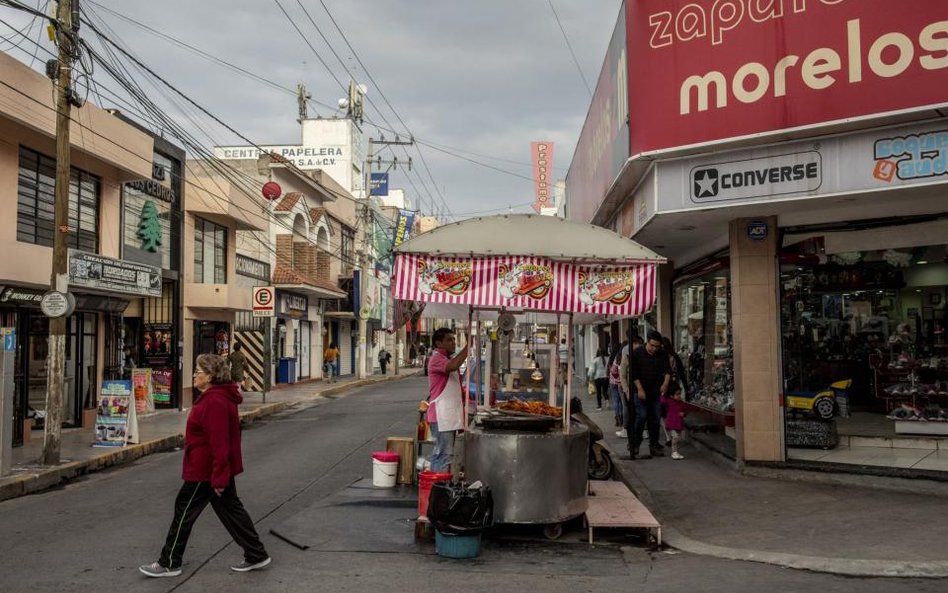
left=392, top=214, right=664, bottom=531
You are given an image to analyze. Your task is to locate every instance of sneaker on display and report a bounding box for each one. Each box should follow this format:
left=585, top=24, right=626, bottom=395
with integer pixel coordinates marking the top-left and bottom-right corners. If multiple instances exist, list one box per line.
left=139, top=562, right=181, bottom=578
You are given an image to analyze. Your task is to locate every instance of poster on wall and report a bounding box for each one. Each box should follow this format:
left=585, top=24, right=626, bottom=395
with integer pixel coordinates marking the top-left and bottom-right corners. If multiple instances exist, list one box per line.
left=143, top=324, right=173, bottom=366
left=215, top=329, right=230, bottom=356
left=93, top=381, right=134, bottom=447
left=131, top=368, right=155, bottom=414
left=152, top=369, right=172, bottom=405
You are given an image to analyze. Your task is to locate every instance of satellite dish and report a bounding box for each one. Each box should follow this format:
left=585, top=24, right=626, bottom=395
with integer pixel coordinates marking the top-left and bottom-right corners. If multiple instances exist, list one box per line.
left=497, top=312, right=516, bottom=333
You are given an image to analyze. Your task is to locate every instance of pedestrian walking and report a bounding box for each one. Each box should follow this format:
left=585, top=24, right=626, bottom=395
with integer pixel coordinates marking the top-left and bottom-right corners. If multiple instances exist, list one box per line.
left=628, top=331, right=671, bottom=460
left=139, top=354, right=270, bottom=578
left=378, top=347, right=391, bottom=374
left=228, top=342, right=250, bottom=391
left=661, top=336, right=689, bottom=446
left=426, top=328, right=469, bottom=472
left=619, top=334, right=644, bottom=443
left=409, top=343, right=418, bottom=367
left=324, top=342, right=339, bottom=382
left=608, top=342, right=626, bottom=434
left=587, top=349, right=609, bottom=411
left=662, top=390, right=687, bottom=460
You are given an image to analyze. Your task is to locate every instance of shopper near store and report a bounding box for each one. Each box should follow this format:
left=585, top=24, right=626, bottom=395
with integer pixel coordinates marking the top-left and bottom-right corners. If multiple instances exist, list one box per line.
left=228, top=342, right=248, bottom=391
left=378, top=347, right=392, bottom=375
left=324, top=342, right=340, bottom=382
left=661, top=389, right=687, bottom=460
left=629, top=331, right=671, bottom=459
left=587, top=349, right=609, bottom=411
left=409, top=343, right=418, bottom=367
left=608, top=342, right=626, bottom=431
left=619, top=334, right=645, bottom=440
left=427, top=327, right=469, bottom=472
left=139, top=354, right=270, bottom=578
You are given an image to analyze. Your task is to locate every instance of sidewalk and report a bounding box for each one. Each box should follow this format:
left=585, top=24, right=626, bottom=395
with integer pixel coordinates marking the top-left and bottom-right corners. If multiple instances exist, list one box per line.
left=583, top=402, right=948, bottom=578
left=0, top=369, right=421, bottom=502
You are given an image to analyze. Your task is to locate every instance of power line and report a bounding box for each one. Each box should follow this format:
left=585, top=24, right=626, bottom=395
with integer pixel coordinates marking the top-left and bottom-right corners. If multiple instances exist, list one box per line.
left=546, top=0, right=592, bottom=97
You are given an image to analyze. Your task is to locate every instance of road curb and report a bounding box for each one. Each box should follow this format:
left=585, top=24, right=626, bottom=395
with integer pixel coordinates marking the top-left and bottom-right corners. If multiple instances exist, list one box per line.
left=612, top=460, right=948, bottom=578
left=0, top=372, right=420, bottom=503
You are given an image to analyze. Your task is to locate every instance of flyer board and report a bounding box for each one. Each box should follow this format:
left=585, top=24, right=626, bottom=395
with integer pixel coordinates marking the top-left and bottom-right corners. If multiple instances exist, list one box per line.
left=92, top=381, right=134, bottom=447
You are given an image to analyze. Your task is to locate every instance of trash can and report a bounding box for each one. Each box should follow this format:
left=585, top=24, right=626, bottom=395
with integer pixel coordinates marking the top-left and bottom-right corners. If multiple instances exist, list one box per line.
left=277, top=357, right=297, bottom=384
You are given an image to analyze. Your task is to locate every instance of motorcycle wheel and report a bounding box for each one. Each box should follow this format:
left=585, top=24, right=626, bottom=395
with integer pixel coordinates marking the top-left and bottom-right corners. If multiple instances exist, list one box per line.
left=588, top=450, right=614, bottom=480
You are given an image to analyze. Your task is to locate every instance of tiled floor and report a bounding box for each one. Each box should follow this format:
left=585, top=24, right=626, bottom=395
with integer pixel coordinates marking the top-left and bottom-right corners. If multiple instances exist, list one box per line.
left=788, top=445, right=948, bottom=471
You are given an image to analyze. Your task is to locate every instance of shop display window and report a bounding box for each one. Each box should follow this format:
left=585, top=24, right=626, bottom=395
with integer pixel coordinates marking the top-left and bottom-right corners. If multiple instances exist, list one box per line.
left=780, top=244, right=948, bottom=424
left=673, top=268, right=734, bottom=414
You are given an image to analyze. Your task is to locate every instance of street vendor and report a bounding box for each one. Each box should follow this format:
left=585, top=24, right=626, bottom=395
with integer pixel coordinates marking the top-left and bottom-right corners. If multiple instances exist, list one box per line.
left=427, top=327, right=469, bottom=472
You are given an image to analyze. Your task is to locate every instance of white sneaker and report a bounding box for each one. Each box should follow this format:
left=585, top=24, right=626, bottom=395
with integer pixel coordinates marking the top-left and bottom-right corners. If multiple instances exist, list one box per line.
left=671, top=452, right=684, bottom=460
left=231, top=557, right=272, bottom=572
left=139, top=562, right=181, bottom=578
left=615, top=429, right=627, bottom=438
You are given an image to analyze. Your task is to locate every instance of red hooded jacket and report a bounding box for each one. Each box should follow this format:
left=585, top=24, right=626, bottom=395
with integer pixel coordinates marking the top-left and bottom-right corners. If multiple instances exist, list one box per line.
left=182, top=382, right=244, bottom=488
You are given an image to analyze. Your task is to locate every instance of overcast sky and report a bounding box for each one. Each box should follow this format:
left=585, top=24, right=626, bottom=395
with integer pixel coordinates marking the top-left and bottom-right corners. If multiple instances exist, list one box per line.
left=0, top=0, right=621, bottom=219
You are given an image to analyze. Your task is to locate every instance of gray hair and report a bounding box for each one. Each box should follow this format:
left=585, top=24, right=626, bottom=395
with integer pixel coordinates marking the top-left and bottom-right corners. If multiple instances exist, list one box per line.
left=195, top=353, right=232, bottom=384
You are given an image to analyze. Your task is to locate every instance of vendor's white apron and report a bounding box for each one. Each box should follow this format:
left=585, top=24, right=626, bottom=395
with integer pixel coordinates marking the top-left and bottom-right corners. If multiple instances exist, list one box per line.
left=430, top=377, right=463, bottom=432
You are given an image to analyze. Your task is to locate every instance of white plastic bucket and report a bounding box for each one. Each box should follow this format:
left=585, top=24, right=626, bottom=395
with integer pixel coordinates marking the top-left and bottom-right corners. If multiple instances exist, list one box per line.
left=372, top=459, right=398, bottom=487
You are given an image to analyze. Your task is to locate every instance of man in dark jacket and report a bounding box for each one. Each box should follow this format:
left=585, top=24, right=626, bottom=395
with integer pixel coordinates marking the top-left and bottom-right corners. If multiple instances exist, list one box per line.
left=629, top=331, right=671, bottom=459
left=140, top=354, right=269, bottom=578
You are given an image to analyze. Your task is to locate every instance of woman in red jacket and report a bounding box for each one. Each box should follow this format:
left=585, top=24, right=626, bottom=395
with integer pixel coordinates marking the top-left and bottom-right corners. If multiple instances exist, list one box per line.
left=140, top=354, right=270, bottom=578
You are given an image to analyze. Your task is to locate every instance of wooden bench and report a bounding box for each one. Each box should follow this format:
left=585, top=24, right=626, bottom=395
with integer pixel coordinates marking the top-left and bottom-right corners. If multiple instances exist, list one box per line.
left=585, top=481, right=661, bottom=546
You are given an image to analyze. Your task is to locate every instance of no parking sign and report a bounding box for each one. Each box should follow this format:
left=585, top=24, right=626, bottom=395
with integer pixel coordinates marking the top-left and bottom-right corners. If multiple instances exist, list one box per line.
left=252, top=286, right=275, bottom=317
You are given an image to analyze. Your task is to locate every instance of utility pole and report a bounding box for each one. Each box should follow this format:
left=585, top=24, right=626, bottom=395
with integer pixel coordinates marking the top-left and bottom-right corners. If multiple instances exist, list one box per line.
left=358, top=133, right=412, bottom=379
left=41, top=0, right=77, bottom=465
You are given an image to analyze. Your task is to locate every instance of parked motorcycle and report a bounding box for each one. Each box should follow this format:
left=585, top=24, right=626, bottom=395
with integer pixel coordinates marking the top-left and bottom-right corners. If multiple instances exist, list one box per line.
left=570, top=397, right=614, bottom=480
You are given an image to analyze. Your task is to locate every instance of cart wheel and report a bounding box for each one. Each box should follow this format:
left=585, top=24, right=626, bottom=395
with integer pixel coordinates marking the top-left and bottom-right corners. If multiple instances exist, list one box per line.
left=813, top=397, right=835, bottom=420
left=543, top=523, right=563, bottom=540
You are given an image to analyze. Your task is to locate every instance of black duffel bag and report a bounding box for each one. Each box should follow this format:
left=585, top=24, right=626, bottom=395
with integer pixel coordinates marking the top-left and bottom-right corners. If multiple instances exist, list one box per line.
left=427, top=480, right=493, bottom=535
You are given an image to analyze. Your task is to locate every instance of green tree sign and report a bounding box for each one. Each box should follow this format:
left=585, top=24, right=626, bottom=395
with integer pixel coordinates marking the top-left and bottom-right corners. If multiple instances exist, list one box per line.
left=138, top=200, right=163, bottom=253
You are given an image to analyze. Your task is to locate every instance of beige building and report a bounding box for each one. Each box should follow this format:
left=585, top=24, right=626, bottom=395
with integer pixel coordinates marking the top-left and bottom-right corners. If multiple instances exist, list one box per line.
left=182, top=160, right=266, bottom=406
left=0, top=51, right=154, bottom=445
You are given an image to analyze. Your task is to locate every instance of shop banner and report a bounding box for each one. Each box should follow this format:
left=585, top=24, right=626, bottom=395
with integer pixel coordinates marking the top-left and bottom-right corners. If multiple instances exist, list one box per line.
left=392, top=254, right=656, bottom=316
left=627, top=0, right=948, bottom=156
left=132, top=368, right=155, bottom=414
left=152, top=369, right=173, bottom=405
left=93, top=381, right=134, bottom=447
left=392, top=209, right=414, bottom=249
left=370, top=172, right=389, bottom=196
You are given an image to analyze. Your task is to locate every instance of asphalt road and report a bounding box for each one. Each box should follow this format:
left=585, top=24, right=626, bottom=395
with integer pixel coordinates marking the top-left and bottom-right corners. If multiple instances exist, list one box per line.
left=0, top=377, right=943, bottom=593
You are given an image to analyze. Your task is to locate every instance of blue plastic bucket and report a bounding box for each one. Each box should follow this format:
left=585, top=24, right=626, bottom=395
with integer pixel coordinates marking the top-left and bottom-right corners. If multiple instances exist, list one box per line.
left=435, top=530, right=481, bottom=559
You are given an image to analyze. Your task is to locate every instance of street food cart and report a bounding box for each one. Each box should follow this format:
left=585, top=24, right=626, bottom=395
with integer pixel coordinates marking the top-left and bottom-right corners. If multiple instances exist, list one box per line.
left=392, top=214, right=664, bottom=535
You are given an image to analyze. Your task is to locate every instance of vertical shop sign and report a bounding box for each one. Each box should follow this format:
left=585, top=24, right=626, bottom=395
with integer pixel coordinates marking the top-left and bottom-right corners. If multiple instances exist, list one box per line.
left=392, top=209, right=415, bottom=248
left=531, top=141, right=554, bottom=213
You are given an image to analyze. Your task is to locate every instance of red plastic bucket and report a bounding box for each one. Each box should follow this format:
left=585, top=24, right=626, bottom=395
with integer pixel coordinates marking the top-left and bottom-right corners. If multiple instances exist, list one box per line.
left=372, top=451, right=400, bottom=463
left=418, top=470, right=452, bottom=517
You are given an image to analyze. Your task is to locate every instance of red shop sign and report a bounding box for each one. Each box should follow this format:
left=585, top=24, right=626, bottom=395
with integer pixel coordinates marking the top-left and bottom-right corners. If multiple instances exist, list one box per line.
left=627, top=0, right=948, bottom=155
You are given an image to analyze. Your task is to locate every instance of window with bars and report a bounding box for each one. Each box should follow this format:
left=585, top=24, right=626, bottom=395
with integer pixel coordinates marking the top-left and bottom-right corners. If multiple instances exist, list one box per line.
left=193, top=216, right=227, bottom=283
left=17, top=146, right=99, bottom=251
left=341, top=226, right=355, bottom=266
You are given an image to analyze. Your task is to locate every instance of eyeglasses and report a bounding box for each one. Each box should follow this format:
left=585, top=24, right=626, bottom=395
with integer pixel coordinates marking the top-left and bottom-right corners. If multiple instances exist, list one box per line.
left=193, top=369, right=208, bottom=376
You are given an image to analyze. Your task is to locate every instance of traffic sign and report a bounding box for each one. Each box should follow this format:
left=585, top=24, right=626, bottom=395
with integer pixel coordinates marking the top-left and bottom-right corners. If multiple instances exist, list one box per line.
left=252, top=286, right=275, bottom=317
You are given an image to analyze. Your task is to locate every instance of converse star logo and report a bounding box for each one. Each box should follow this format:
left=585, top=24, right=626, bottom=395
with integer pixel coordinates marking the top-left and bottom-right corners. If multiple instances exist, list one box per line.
left=693, top=168, right=719, bottom=198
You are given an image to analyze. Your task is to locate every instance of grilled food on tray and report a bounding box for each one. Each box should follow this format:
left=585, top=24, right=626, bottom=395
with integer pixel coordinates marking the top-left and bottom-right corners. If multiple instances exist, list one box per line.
left=498, top=399, right=562, bottom=417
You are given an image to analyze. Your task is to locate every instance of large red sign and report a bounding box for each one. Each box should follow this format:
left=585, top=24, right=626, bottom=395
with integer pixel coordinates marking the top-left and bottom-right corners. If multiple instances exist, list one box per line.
left=627, top=0, right=948, bottom=155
